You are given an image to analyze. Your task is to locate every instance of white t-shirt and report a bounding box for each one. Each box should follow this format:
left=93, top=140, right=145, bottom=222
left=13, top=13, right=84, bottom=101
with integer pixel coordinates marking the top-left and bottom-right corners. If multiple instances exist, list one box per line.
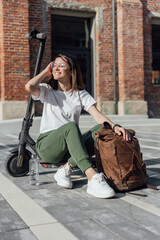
left=32, top=83, right=96, bottom=134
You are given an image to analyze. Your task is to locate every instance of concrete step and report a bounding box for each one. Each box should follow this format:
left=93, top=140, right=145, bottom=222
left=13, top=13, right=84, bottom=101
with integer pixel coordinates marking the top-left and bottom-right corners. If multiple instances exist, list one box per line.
left=80, top=114, right=148, bottom=121
left=0, top=115, right=160, bottom=136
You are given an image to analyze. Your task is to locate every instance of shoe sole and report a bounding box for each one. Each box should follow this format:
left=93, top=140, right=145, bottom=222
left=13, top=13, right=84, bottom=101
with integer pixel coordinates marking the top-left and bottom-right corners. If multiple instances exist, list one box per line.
left=87, top=188, right=115, bottom=199
left=54, top=174, right=73, bottom=189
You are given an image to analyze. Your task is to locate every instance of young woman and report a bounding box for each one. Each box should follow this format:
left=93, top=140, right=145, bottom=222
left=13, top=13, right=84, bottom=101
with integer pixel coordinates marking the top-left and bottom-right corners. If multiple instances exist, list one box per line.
left=25, top=54, right=131, bottom=198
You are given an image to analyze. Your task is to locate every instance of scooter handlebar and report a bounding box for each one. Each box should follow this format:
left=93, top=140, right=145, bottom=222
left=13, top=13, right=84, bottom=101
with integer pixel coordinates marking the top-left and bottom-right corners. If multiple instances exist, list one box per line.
left=36, top=32, right=46, bottom=39
left=25, top=32, right=46, bottom=40
left=25, top=33, right=31, bottom=39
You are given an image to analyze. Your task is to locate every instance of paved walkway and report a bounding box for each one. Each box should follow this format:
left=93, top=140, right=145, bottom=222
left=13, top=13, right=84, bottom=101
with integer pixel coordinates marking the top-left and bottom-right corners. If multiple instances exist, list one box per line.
left=0, top=115, right=160, bottom=240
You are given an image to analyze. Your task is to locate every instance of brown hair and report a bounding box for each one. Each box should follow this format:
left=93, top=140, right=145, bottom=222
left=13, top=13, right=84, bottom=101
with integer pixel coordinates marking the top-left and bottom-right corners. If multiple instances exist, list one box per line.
left=49, top=54, right=85, bottom=94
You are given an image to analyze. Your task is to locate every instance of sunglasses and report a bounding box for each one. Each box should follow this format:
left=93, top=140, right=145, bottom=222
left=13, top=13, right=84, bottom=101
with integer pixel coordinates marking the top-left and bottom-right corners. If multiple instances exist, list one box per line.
left=51, top=62, right=66, bottom=69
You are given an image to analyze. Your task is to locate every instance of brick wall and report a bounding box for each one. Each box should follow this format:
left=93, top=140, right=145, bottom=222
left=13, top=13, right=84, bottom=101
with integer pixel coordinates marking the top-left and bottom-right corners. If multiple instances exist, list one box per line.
left=0, top=0, right=30, bottom=101
left=28, top=0, right=51, bottom=76
left=1, top=0, right=160, bottom=118
left=0, top=0, right=3, bottom=100
left=117, top=0, right=145, bottom=101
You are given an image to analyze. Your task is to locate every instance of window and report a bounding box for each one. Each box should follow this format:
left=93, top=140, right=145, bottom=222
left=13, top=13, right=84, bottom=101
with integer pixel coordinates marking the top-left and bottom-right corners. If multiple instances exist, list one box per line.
left=152, top=24, right=160, bottom=85
left=51, top=15, right=92, bottom=93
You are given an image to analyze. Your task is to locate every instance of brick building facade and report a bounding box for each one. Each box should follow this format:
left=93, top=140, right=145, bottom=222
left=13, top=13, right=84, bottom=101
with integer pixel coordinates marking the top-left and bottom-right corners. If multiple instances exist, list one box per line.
left=0, top=0, right=160, bottom=119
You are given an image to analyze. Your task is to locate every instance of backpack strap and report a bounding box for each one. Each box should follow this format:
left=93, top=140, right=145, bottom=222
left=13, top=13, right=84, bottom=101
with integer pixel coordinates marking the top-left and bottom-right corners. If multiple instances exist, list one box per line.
left=77, top=90, right=83, bottom=110
left=123, top=140, right=158, bottom=191
left=123, top=139, right=145, bottom=169
left=121, top=152, right=135, bottom=183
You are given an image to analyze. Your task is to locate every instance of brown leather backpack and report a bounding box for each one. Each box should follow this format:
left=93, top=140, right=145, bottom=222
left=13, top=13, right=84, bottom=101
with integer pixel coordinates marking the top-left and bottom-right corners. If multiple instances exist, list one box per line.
left=95, top=128, right=148, bottom=192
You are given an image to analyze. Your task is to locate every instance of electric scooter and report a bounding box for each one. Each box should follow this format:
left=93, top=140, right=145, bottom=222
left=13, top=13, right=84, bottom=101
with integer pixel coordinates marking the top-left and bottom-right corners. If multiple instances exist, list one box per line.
left=5, top=29, right=47, bottom=177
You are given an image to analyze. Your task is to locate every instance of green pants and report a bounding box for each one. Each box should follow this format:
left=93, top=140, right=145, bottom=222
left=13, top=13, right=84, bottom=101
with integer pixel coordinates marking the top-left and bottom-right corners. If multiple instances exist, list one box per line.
left=36, top=122, right=101, bottom=173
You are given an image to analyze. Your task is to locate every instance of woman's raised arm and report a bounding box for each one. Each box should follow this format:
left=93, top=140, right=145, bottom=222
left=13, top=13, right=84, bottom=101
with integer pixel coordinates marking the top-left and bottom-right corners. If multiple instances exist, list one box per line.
left=25, top=63, right=52, bottom=97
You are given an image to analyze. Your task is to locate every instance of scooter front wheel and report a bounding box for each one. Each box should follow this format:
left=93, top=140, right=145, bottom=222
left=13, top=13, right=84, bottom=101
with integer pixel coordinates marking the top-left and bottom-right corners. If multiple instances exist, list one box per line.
left=5, top=151, right=31, bottom=177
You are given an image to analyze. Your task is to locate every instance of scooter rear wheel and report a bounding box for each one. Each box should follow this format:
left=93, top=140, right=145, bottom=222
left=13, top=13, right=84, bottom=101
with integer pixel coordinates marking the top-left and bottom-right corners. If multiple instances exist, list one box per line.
left=5, top=151, right=31, bottom=177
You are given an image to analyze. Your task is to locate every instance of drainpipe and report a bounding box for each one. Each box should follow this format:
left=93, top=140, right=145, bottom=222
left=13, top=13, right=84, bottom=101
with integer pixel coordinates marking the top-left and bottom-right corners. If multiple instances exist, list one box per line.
left=112, top=0, right=117, bottom=114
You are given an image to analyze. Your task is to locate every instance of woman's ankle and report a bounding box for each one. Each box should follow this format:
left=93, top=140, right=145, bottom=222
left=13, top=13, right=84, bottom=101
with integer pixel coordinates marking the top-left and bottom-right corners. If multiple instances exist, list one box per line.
left=85, top=167, right=97, bottom=181
left=63, top=162, right=74, bottom=168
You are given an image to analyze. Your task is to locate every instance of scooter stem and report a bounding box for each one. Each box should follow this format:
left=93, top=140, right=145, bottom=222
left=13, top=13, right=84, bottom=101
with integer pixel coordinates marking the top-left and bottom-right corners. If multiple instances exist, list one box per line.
left=17, top=32, right=46, bottom=167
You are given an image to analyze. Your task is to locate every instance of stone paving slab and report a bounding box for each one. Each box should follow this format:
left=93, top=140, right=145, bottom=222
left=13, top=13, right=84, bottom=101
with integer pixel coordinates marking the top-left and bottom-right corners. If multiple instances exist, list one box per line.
left=0, top=116, right=160, bottom=239
left=4, top=163, right=159, bottom=240
left=0, top=229, right=38, bottom=240
left=65, top=219, right=121, bottom=240
left=0, top=197, right=27, bottom=233
left=0, top=194, right=37, bottom=240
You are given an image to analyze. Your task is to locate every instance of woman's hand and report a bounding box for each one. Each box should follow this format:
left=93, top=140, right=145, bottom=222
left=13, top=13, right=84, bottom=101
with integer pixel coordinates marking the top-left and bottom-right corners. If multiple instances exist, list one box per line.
left=41, top=62, right=53, bottom=83
left=114, top=126, right=131, bottom=141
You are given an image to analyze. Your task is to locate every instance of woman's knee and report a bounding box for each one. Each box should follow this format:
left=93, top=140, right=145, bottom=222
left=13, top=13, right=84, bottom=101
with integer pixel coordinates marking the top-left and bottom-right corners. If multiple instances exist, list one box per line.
left=94, top=124, right=101, bottom=132
left=64, top=122, right=80, bottom=135
left=65, top=122, right=78, bottom=129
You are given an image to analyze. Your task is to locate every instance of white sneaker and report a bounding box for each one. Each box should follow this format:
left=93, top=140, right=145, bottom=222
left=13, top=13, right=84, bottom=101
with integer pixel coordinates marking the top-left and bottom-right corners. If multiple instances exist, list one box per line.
left=87, top=173, right=115, bottom=198
left=54, top=162, right=73, bottom=189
